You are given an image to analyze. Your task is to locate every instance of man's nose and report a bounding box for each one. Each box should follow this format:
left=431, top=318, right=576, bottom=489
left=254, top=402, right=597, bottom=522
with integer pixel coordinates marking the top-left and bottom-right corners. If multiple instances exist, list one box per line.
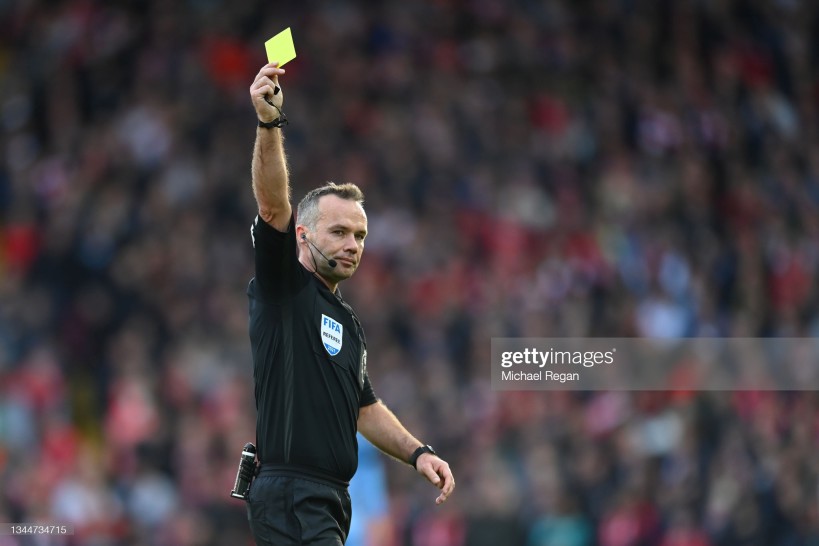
left=343, top=234, right=359, bottom=252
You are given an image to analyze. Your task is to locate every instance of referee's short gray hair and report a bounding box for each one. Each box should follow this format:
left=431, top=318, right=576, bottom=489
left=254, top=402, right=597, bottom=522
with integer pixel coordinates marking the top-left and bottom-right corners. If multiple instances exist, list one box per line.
left=297, top=182, right=365, bottom=231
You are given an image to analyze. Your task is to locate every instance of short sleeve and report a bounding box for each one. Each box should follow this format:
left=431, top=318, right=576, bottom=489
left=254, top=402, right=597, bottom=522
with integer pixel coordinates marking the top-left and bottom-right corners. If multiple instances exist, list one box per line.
left=249, top=214, right=311, bottom=302
left=360, top=372, right=377, bottom=408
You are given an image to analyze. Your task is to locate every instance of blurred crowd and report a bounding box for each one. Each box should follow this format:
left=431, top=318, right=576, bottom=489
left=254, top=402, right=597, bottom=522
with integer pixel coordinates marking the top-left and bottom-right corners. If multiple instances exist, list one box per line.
left=1, top=0, right=819, bottom=544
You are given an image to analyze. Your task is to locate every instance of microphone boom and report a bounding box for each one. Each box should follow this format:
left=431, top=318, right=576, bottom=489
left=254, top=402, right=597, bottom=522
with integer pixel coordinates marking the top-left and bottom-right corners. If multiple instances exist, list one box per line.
left=304, top=236, right=337, bottom=268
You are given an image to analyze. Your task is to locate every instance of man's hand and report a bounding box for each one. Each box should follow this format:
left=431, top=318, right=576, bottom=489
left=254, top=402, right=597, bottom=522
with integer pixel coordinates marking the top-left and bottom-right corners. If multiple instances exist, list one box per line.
left=416, top=453, right=455, bottom=505
left=250, top=63, right=285, bottom=123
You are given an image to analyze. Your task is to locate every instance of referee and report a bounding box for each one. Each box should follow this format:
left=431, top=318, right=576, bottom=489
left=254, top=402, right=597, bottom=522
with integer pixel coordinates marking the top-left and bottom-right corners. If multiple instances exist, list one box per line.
left=245, top=63, right=455, bottom=545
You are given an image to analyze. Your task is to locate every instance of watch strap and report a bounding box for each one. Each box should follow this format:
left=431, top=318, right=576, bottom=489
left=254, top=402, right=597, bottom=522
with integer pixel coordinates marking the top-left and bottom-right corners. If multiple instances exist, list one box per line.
left=409, top=445, right=436, bottom=469
left=258, top=117, right=287, bottom=129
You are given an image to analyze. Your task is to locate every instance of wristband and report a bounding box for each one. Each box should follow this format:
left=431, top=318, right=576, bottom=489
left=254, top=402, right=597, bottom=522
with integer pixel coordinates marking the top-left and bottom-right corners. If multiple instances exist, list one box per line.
left=258, top=117, right=287, bottom=129
left=409, top=445, right=437, bottom=469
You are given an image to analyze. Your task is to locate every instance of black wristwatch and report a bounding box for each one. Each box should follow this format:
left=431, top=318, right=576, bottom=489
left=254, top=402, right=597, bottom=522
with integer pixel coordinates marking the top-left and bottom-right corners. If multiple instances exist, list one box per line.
left=409, top=445, right=437, bottom=469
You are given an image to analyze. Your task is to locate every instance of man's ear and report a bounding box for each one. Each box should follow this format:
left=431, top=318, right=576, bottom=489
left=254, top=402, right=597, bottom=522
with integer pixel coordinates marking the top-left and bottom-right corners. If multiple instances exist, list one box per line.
left=295, top=226, right=307, bottom=242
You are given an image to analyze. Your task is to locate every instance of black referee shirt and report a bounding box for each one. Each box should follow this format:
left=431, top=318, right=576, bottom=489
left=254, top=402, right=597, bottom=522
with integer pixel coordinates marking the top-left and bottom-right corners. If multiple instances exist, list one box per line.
left=247, top=214, right=378, bottom=485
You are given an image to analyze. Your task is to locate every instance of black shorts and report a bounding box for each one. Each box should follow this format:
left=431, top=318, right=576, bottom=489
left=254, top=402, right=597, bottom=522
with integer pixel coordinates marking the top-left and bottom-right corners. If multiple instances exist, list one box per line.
left=247, top=474, right=352, bottom=545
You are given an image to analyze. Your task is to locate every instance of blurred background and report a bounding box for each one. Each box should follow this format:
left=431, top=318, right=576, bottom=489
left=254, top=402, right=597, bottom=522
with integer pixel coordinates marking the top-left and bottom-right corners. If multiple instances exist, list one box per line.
left=1, top=0, right=819, bottom=544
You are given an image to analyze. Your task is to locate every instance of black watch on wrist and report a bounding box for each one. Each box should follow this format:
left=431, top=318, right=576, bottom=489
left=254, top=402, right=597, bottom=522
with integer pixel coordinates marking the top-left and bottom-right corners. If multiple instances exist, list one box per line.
left=409, top=445, right=437, bottom=469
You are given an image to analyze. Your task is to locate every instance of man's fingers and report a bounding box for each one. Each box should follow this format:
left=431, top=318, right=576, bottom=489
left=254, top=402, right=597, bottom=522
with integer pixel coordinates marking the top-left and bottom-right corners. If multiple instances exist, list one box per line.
left=251, top=67, right=285, bottom=96
left=421, top=465, right=441, bottom=486
left=439, top=469, right=454, bottom=496
left=435, top=474, right=454, bottom=504
left=250, top=75, right=284, bottom=110
left=255, top=62, right=281, bottom=78
left=251, top=76, right=281, bottom=93
left=251, top=85, right=275, bottom=101
left=257, top=66, right=285, bottom=81
left=418, top=458, right=455, bottom=505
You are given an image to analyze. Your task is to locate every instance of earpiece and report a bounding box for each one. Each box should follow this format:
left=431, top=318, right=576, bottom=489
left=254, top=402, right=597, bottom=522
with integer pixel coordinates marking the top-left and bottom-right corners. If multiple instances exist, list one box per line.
left=301, top=233, right=306, bottom=240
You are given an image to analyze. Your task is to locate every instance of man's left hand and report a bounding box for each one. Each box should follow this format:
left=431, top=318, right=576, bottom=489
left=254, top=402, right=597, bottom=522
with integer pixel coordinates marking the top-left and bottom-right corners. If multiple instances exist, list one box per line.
left=416, top=454, right=455, bottom=505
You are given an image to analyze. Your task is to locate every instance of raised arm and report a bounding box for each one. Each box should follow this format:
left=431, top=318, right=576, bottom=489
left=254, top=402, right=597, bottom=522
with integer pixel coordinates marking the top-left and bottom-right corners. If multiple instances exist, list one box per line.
left=250, top=63, right=291, bottom=232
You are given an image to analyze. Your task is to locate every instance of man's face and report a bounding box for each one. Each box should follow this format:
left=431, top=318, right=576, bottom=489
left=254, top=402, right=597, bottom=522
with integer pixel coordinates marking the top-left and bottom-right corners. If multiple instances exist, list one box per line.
left=309, top=195, right=367, bottom=281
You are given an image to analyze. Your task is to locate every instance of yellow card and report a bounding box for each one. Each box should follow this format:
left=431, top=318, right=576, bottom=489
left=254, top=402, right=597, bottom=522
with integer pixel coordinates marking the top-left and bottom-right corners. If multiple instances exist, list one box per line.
left=265, top=27, right=296, bottom=67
